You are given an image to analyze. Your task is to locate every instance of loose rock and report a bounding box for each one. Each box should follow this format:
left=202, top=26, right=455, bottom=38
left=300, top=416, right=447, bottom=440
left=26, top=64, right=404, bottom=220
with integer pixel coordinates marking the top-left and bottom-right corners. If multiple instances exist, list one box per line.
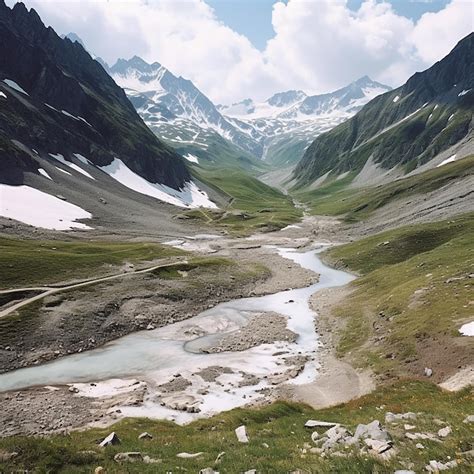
left=114, top=452, right=143, bottom=463
left=437, top=426, right=452, bottom=438
left=99, top=432, right=120, bottom=447
left=304, top=420, right=339, bottom=428
left=177, top=452, right=204, bottom=459
left=138, top=431, right=153, bottom=440
left=235, top=425, right=249, bottom=443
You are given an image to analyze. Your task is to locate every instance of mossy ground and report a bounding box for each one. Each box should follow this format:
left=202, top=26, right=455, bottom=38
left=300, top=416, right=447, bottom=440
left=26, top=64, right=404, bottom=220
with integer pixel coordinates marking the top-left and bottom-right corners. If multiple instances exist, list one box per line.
left=323, top=214, right=474, bottom=377
left=181, top=168, right=302, bottom=235
left=0, top=238, right=183, bottom=289
left=0, top=381, right=472, bottom=473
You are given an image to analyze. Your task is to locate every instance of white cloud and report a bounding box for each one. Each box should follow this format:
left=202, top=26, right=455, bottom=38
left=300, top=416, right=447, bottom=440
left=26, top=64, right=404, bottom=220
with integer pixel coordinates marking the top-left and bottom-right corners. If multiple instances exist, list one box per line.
left=9, top=0, right=473, bottom=103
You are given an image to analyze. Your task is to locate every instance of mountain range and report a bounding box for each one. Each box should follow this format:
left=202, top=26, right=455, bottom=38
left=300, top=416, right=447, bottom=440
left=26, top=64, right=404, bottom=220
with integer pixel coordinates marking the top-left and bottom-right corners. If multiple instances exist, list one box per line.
left=104, top=56, right=391, bottom=167
left=0, top=1, right=217, bottom=233
left=294, top=33, right=474, bottom=187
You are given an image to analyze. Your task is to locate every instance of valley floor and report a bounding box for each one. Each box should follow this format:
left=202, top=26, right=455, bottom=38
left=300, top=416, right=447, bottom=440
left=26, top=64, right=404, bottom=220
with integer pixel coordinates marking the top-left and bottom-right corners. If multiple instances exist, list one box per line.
left=0, top=208, right=472, bottom=473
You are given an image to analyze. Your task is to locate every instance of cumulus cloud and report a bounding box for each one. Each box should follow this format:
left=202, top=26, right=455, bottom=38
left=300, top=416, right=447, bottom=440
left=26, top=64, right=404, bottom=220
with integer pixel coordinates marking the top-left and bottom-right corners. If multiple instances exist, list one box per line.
left=9, top=0, right=473, bottom=103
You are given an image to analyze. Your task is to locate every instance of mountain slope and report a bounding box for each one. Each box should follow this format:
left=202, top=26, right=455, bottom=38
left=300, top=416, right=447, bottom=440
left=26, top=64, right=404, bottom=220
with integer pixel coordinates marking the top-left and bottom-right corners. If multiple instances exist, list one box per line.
left=0, top=1, right=189, bottom=190
left=108, top=57, right=263, bottom=160
left=294, top=33, right=474, bottom=186
left=221, top=77, right=391, bottom=166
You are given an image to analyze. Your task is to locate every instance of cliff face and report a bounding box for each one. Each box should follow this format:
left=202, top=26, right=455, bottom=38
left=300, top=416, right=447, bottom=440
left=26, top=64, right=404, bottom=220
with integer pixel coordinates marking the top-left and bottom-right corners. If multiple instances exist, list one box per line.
left=0, top=1, right=189, bottom=188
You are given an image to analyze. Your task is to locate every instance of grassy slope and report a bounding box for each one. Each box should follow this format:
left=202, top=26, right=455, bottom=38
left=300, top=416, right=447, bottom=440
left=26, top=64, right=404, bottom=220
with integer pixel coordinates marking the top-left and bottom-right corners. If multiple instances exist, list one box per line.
left=0, top=238, right=183, bottom=289
left=323, top=214, right=474, bottom=377
left=181, top=167, right=302, bottom=235
left=297, top=154, right=474, bottom=220
left=1, top=381, right=472, bottom=472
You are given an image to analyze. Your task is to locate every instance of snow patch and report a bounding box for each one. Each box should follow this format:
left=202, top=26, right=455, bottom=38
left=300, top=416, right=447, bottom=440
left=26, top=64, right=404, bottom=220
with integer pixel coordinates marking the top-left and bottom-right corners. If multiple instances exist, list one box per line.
left=0, top=185, right=91, bottom=230
left=459, top=322, right=474, bottom=336
left=437, top=154, right=457, bottom=167
left=61, top=110, right=79, bottom=121
left=55, top=167, right=71, bottom=176
left=448, top=114, right=455, bottom=121
left=38, top=168, right=52, bottom=180
left=100, top=158, right=216, bottom=208
left=458, top=89, right=471, bottom=97
left=0, top=91, right=6, bottom=99
left=49, top=153, right=95, bottom=180
left=73, top=153, right=92, bottom=166
left=393, top=95, right=400, bottom=103
left=183, top=153, right=199, bottom=164
left=3, top=79, right=28, bottom=95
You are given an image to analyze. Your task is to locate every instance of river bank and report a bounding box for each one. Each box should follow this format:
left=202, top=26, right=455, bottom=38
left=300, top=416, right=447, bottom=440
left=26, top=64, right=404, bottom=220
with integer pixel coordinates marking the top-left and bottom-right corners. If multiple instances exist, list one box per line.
left=0, top=215, right=366, bottom=436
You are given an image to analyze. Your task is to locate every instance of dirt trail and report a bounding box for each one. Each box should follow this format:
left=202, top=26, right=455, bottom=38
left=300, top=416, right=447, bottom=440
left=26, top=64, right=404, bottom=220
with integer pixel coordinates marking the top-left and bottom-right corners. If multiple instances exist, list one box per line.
left=0, top=258, right=187, bottom=319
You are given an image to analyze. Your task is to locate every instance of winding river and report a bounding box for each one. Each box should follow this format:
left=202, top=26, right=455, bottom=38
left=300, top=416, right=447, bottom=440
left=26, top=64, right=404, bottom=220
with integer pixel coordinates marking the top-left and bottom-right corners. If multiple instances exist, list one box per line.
left=0, top=244, right=355, bottom=423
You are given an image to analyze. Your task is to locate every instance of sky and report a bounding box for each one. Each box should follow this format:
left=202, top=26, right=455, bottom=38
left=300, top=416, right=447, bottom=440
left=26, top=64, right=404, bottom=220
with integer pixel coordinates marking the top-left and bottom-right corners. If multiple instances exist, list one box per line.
left=8, top=0, right=474, bottom=104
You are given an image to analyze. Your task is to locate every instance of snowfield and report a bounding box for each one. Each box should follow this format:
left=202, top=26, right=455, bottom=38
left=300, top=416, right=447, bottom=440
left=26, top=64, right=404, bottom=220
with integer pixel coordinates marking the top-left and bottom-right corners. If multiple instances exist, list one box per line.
left=437, top=154, right=457, bottom=167
left=0, top=185, right=92, bottom=230
left=100, top=158, right=217, bottom=208
left=183, top=153, right=199, bottom=164
left=3, top=78, right=29, bottom=95
left=459, top=321, right=474, bottom=336
left=48, top=153, right=95, bottom=180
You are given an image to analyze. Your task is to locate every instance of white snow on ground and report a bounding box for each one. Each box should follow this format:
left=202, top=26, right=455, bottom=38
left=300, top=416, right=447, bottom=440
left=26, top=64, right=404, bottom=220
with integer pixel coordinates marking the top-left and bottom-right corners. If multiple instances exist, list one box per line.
left=0, top=92, right=6, bottom=99
left=45, top=103, right=59, bottom=112
left=458, top=89, right=471, bottom=97
left=55, top=167, right=71, bottom=176
left=0, top=185, right=91, bottom=230
left=61, top=110, right=79, bottom=120
left=38, top=168, right=52, bottom=180
left=49, top=153, right=95, bottom=180
left=459, top=321, right=474, bottom=336
left=448, top=114, right=455, bottom=121
left=393, top=95, right=400, bottom=103
left=183, top=153, right=199, bottom=164
left=100, top=158, right=217, bottom=208
left=437, top=154, right=457, bottom=167
left=3, top=79, right=28, bottom=95
left=73, top=153, right=91, bottom=165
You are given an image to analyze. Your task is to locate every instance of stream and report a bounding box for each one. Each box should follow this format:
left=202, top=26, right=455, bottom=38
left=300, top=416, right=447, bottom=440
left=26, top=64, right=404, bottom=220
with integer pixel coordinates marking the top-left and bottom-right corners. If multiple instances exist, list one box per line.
left=0, top=244, right=355, bottom=423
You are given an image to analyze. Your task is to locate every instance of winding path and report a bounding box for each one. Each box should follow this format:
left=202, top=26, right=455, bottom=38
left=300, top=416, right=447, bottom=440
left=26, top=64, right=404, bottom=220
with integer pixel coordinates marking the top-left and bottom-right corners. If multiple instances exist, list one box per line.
left=0, top=259, right=187, bottom=319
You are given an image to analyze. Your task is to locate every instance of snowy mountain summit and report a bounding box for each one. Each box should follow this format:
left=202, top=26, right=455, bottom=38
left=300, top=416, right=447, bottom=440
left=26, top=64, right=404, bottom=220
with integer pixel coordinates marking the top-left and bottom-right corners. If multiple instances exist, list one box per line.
left=108, top=55, right=390, bottom=165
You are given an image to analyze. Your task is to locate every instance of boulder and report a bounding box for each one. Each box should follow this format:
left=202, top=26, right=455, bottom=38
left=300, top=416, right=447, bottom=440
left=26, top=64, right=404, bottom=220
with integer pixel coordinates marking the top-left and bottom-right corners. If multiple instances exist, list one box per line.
left=235, top=425, right=249, bottom=443
left=364, top=438, right=393, bottom=454
left=99, top=432, right=120, bottom=447
left=353, top=420, right=391, bottom=442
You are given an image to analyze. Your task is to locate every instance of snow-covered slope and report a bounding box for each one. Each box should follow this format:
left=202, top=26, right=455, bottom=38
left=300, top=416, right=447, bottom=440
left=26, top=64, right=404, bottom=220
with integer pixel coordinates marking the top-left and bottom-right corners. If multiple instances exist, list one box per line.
left=220, top=77, right=391, bottom=165
left=108, top=57, right=263, bottom=158
left=107, top=56, right=389, bottom=166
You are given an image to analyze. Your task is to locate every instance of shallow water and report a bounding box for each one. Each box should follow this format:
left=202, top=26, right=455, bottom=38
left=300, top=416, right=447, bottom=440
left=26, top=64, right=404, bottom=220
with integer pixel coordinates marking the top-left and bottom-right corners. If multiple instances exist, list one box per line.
left=0, top=244, right=354, bottom=422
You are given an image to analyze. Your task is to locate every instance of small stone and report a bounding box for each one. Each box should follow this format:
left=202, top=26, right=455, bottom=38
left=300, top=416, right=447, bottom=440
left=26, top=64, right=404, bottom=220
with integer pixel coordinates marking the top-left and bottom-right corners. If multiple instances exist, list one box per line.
left=424, top=367, right=433, bottom=377
left=176, top=452, right=204, bottom=458
left=68, top=386, right=79, bottom=393
left=463, top=415, right=474, bottom=423
left=437, top=426, right=452, bottom=438
left=311, top=431, right=319, bottom=443
left=404, top=424, right=416, bottom=430
left=0, top=451, right=18, bottom=462
left=304, top=420, right=339, bottom=428
left=114, top=452, right=143, bottom=463
left=138, top=432, right=153, bottom=440
left=200, top=469, right=217, bottom=474
left=416, top=443, right=425, bottom=449
left=94, top=467, right=105, bottom=474
left=215, top=451, right=225, bottom=463
left=235, top=425, right=249, bottom=443
left=146, top=323, right=155, bottom=330
left=99, top=432, right=120, bottom=447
